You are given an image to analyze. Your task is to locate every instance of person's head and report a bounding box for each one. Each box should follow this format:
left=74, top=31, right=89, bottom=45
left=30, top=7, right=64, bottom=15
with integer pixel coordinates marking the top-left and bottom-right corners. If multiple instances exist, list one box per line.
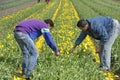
left=44, top=19, right=54, bottom=30
left=77, top=19, right=89, bottom=31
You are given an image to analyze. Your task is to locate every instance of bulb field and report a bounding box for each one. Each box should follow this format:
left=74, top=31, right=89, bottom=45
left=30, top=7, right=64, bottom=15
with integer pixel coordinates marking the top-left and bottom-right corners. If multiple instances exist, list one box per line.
left=0, top=0, right=120, bottom=80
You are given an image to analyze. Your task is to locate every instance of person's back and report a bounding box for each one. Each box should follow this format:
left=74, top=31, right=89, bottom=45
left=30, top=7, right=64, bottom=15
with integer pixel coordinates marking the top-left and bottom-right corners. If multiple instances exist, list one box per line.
left=15, top=19, right=48, bottom=34
left=15, top=19, right=48, bottom=40
left=87, top=16, right=113, bottom=35
left=86, top=16, right=114, bottom=41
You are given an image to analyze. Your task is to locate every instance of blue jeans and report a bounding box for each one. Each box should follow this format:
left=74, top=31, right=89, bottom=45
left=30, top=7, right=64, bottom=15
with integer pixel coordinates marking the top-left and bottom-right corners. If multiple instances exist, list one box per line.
left=99, top=19, right=120, bottom=70
left=14, top=31, right=38, bottom=77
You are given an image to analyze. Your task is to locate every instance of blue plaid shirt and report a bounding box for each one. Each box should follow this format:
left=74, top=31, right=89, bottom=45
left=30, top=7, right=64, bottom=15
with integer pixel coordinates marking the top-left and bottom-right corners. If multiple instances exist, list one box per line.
left=75, top=16, right=114, bottom=46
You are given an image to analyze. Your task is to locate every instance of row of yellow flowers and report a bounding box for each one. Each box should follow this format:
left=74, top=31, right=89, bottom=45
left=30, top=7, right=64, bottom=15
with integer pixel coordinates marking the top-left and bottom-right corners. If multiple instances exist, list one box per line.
left=53, top=0, right=91, bottom=56
left=52, top=0, right=75, bottom=55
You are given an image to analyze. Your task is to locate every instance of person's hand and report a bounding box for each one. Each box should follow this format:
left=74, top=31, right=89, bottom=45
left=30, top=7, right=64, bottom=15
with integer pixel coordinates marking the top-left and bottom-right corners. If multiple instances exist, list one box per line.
left=71, top=47, right=75, bottom=53
left=96, top=47, right=100, bottom=53
left=71, top=45, right=77, bottom=53
left=96, top=47, right=101, bottom=53
left=55, top=51, right=60, bottom=56
left=96, top=45, right=104, bottom=54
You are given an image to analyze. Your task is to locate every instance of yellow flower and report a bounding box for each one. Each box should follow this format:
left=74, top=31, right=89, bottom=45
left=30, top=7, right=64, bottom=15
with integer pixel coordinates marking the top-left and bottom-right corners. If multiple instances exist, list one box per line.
left=0, top=45, right=4, bottom=49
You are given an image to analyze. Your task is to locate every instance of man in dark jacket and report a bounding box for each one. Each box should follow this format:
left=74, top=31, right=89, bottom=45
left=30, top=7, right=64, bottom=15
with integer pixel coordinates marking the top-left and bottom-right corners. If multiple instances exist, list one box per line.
left=14, top=19, right=59, bottom=80
left=72, top=16, right=120, bottom=71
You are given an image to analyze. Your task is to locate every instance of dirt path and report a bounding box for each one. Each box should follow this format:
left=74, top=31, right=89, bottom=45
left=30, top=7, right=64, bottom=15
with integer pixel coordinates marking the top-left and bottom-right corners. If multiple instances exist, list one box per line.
left=0, top=0, right=11, bottom=5
left=0, top=1, right=36, bottom=18
left=113, top=0, right=120, bottom=2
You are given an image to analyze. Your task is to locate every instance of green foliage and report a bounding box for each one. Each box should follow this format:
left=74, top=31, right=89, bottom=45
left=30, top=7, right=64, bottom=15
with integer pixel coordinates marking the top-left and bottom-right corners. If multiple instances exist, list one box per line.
left=32, top=53, right=105, bottom=80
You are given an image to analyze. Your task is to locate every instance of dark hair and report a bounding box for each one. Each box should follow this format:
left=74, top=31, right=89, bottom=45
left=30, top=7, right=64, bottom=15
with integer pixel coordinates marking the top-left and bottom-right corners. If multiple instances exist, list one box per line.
left=44, top=19, right=54, bottom=27
left=77, top=19, right=88, bottom=28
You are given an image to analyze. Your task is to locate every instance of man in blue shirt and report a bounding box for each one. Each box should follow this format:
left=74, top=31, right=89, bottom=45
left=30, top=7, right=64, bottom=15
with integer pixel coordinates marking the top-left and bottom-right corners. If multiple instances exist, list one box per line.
left=72, top=16, right=120, bottom=71
left=14, top=19, right=59, bottom=80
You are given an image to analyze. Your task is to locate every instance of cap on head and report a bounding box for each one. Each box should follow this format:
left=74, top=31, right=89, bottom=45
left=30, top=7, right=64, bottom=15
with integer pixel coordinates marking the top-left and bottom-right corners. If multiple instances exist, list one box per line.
left=77, top=19, right=88, bottom=28
left=44, top=19, right=54, bottom=27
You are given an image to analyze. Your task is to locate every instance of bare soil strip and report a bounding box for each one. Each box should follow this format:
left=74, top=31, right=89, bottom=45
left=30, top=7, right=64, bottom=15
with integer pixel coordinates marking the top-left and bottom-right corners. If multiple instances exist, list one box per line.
left=0, top=1, right=36, bottom=18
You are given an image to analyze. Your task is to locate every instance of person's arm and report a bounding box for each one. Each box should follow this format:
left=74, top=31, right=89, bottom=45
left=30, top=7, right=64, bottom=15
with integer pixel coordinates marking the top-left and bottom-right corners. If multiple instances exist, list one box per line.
left=41, top=28, right=59, bottom=56
left=72, top=31, right=87, bottom=52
